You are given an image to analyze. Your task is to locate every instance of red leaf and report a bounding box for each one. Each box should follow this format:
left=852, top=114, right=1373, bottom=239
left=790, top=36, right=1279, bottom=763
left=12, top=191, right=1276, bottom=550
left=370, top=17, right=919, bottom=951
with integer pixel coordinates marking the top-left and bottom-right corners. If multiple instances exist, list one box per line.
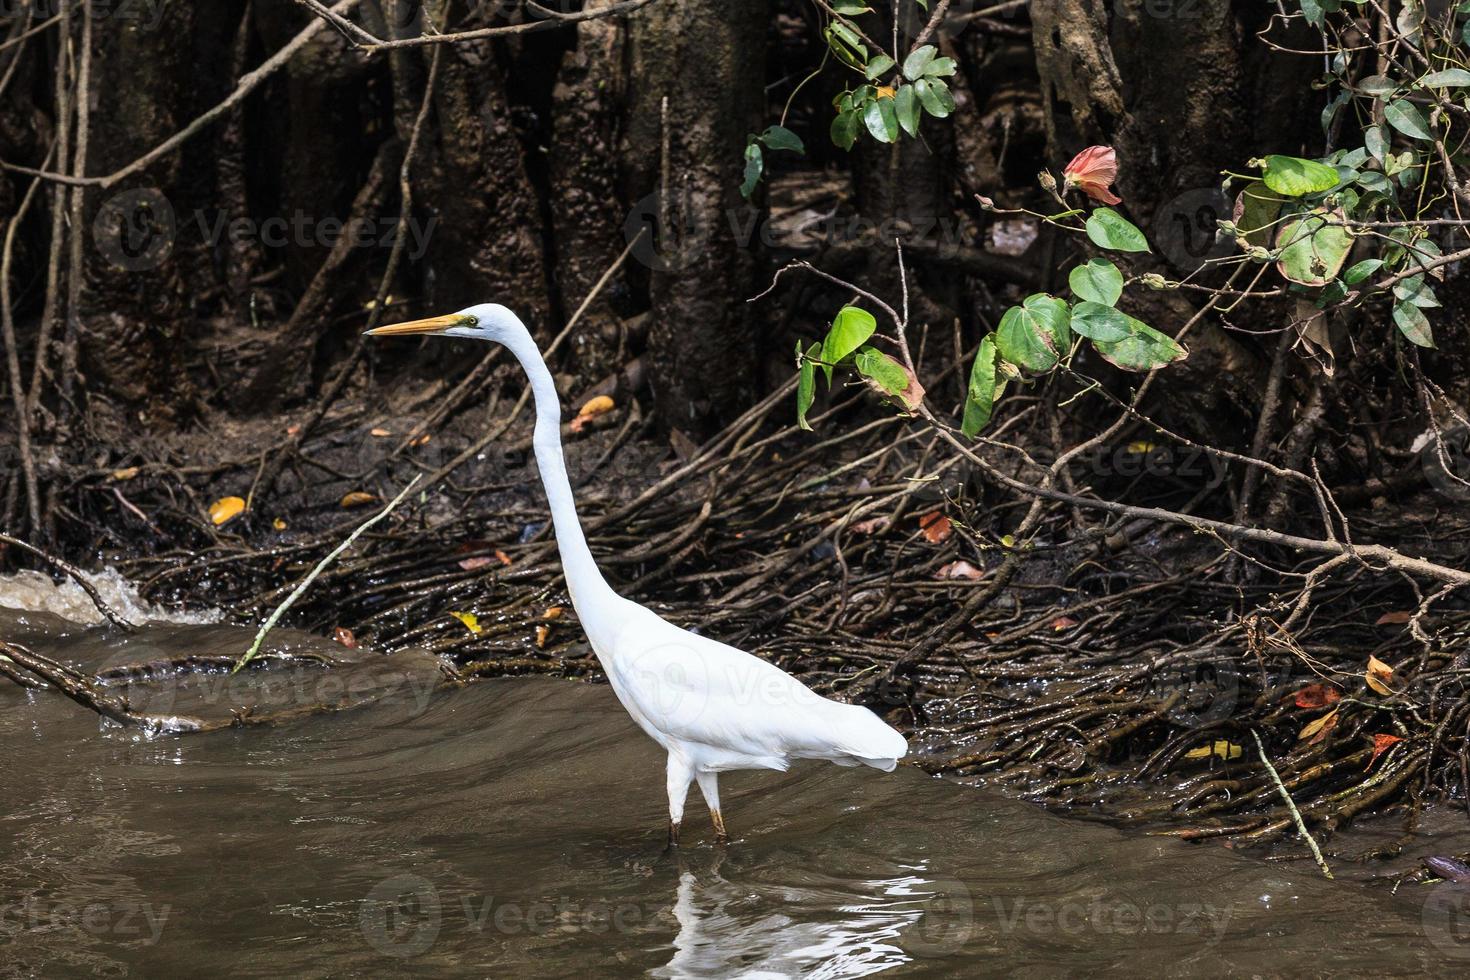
left=333, top=627, right=357, bottom=649
left=1366, top=733, right=1404, bottom=771
left=919, top=511, right=952, bottom=544
left=1051, top=615, right=1079, bottom=631
left=1294, top=683, right=1342, bottom=710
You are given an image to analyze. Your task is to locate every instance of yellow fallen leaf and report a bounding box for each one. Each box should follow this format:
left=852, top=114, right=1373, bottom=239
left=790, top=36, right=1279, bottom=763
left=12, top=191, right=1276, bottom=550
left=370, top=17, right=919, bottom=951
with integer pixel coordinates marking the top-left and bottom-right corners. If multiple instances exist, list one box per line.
left=449, top=611, right=482, bottom=635
left=1126, top=440, right=1158, bottom=454
left=1299, top=708, right=1339, bottom=743
left=876, top=85, right=896, bottom=99
left=1000, top=534, right=1016, bottom=548
left=370, top=427, right=392, bottom=437
left=111, top=466, right=139, bottom=481
left=209, top=496, right=246, bottom=526
left=1366, top=655, right=1398, bottom=696
left=578, top=394, right=615, bottom=417
left=341, top=491, right=377, bottom=508
left=571, top=395, right=616, bottom=434
left=535, top=624, right=551, bottom=648
left=1185, top=740, right=1242, bottom=761
left=273, top=518, right=287, bottom=531
left=544, top=606, right=564, bottom=620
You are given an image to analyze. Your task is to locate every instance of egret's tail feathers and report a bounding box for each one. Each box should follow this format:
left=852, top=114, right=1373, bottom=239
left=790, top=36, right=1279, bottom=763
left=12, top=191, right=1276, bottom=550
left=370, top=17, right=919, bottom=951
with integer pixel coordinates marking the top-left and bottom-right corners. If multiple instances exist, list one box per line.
left=856, top=756, right=899, bottom=772
left=825, top=702, right=908, bottom=769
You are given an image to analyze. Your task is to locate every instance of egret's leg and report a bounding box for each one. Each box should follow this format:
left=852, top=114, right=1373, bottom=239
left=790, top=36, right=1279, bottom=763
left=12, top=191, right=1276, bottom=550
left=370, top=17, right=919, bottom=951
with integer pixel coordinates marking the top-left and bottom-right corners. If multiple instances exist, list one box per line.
left=695, top=771, right=727, bottom=845
left=666, top=753, right=694, bottom=847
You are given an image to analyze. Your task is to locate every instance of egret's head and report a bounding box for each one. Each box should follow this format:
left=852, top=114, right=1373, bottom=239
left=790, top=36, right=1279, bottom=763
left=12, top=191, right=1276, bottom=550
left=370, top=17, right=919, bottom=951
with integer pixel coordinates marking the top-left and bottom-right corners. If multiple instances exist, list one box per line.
left=365, top=303, right=521, bottom=343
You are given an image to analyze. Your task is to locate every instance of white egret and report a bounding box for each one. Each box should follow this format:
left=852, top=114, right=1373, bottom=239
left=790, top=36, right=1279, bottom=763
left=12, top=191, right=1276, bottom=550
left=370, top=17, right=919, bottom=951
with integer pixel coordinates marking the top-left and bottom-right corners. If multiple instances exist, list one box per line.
left=368, top=305, right=907, bottom=844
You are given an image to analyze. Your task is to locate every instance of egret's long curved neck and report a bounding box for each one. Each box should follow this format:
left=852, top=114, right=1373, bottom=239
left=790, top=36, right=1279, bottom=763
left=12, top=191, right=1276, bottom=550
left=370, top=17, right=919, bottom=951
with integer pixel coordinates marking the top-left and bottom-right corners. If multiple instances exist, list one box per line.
left=499, top=325, right=618, bottom=611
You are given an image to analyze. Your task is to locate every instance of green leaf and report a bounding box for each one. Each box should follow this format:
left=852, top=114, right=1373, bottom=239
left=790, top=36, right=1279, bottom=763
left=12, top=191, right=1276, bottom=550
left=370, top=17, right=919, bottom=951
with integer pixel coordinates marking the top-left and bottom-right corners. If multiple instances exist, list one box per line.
left=864, top=97, right=899, bottom=143
left=739, top=142, right=763, bottom=199
left=1393, top=300, right=1435, bottom=347
left=830, top=1, right=870, bottom=14
left=996, top=294, right=1071, bottom=372
left=1092, top=317, right=1188, bottom=371
left=1070, top=301, right=1132, bottom=343
left=923, top=57, right=957, bottom=78
left=760, top=125, right=804, bottom=154
left=796, top=342, right=820, bottom=430
left=1232, top=181, right=1286, bottom=248
left=824, top=23, right=867, bottom=68
left=1260, top=155, right=1340, bottom=196
left=1419, top=68, right=1470, bottom=88
left=854, top=346, right=913, bottom=398
left=1342, top=258, right=1382, bottom=285
left=913, top=77, right=955, bottom=118
left=1394, top=274, right=1441, bottom=308
left=902, top=45, right=937, bottom=81
left=961, top=335, right=1004, bottom=437
left=1365, top=125, right=1387, bottom=162
left=1385, top=99, right=1434, bottom=141
left=1085, top=208, right=1150, bottom=253
left=1275, top=208, right=1352, bottom=286
left=820, top=305, right=877, bottom=385
left=894, top=84, right=921, bottom=137
left=1068, top=259, right=1124, bottom=306
left=863, top=53, right=896, bottom=80
left=831, top=109, right=860, bottom=151
left=1358, top=75, right=1398, bottom=96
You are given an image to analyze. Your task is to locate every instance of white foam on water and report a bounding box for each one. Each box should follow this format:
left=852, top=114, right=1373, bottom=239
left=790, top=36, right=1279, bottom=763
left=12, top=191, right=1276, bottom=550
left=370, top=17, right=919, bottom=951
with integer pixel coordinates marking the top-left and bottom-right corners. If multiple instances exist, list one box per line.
left=0, top=568, right=219, bottom=626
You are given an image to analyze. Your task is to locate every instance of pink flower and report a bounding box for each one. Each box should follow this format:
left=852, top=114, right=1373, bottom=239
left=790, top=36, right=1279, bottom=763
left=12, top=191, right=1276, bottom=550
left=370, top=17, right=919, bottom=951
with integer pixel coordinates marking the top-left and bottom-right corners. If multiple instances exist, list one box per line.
left=1063, top=145, right=1122, bottom=205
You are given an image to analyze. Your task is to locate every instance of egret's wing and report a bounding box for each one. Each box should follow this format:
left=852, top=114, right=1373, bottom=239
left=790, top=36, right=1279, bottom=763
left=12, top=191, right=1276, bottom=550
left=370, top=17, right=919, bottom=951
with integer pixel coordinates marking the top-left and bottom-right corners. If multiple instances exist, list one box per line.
left=606, top=608, right=903, bottom=764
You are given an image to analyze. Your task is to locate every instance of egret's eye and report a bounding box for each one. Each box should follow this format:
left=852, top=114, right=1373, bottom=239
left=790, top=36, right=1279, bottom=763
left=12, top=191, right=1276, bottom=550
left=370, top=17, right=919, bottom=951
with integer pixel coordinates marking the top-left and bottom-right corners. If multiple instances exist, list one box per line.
left=463, top=315, right=479, bottom=327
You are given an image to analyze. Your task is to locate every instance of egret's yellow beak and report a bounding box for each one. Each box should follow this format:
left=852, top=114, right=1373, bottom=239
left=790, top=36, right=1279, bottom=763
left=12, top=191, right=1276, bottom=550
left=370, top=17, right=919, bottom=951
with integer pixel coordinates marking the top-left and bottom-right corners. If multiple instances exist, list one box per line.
left=365, top=313, right=475, bottom=336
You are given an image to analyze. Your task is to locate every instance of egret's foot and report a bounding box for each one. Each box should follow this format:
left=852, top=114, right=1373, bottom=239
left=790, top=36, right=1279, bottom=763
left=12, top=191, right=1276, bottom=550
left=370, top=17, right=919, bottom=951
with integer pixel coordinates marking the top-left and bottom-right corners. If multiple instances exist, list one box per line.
left=667, top=820, right=681, bottom=849
left=711, top=809, right=727, bottom=846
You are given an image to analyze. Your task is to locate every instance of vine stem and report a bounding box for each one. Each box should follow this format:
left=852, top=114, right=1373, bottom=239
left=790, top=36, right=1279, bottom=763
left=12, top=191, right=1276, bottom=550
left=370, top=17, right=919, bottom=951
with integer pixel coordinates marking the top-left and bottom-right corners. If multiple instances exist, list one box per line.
left=233, top=475, right=422, bottom=673
left=1252, top=728, right=1334, bottom=880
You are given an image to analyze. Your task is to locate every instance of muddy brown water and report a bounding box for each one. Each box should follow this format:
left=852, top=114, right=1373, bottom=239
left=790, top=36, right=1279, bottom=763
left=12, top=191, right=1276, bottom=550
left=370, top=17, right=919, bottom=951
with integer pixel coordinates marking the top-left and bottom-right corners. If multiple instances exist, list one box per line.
left=2, top=594, right=1469, bottom=977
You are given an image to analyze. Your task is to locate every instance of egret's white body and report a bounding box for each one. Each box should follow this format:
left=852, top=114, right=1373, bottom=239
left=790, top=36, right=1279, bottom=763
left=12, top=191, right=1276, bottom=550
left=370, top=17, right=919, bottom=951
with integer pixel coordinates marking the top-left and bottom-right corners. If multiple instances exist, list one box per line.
left=369, top=304, right=907, bottom=843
